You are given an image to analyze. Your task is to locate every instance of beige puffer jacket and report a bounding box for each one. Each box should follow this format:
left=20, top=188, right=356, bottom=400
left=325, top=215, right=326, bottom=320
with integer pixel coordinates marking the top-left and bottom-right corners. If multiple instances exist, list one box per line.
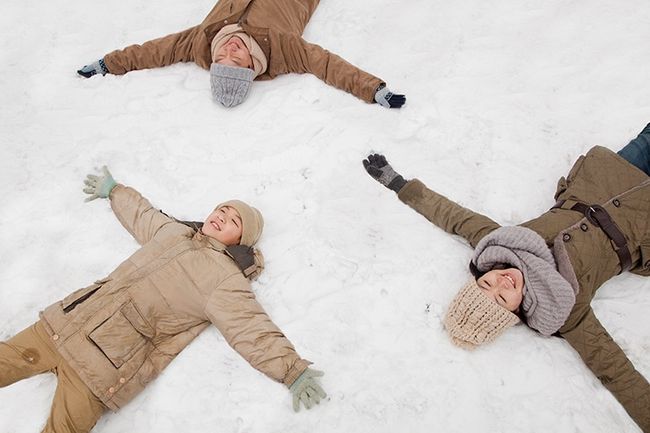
left=397, top=146, right=650, bottom=432
left=40, top=184, right=310, bottom=411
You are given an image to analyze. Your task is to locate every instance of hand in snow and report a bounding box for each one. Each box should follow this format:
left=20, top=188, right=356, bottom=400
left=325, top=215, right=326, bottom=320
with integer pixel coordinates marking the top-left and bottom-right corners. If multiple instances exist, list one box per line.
left=77, top=59, right=109, bottom=78
left=363, top=154, right=407, bottom=193
left=83, top=166, right=117, bottom=202
left=374, top=85, right=406, bottom=109
left=289, top=368, right=327, bottom=412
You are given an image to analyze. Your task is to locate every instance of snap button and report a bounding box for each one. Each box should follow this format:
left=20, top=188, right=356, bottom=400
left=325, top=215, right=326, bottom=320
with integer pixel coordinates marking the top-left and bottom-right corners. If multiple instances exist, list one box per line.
left=223, top=19, right=228, bottom=24
left=613, top=199, right=620, bottom=207
left=563, top=234, right=571, bottom=242
left=52, top=334, right=59, bottom=341
left=108, top=387, right=115, bottom=394
left=119, top=377, right=126, bottom=384
left=580, top=223, right=588, bottom=232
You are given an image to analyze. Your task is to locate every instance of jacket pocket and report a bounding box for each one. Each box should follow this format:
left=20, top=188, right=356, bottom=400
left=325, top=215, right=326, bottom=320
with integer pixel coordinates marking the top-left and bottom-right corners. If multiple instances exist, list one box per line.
left=88, top=301, right=154, bottom=369
left=62, top=278, right=110, bottom=313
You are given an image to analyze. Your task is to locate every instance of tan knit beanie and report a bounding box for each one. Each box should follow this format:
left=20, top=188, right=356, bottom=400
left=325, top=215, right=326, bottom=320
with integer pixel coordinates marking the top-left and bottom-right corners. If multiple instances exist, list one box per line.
left=444, top=279, right=520, bottom=349
left=215, top=200, right=264, bottom=247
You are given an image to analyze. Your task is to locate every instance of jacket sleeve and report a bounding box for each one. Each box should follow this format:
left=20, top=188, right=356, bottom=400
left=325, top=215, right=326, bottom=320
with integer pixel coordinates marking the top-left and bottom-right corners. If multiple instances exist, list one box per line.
left=560, top=308, right=650, bottom=432
left=205, top=275, right=311, bottom=387
left=109, top=184, right=177, bottom=245
left=103, top=25, right=207, bottom=74
left=397, top=179, right=501, bottom=248
left=278, top=34, right=384, bottom=103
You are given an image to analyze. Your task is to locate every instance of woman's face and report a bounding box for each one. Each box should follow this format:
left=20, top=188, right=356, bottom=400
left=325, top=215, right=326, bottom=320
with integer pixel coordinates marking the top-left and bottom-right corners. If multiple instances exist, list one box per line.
left=476, top=268, right=524, bottom=313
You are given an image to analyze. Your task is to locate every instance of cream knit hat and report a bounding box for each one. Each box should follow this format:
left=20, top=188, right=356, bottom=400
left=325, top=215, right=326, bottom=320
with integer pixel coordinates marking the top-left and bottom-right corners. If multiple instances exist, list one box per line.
left=444, top=279, right=520, bottom=349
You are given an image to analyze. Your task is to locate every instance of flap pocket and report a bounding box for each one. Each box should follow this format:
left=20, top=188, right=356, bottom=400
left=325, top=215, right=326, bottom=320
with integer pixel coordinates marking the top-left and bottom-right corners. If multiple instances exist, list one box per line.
left=62, top=278, right=110, bottom=313
left=89, top=301, right=152, bottom=369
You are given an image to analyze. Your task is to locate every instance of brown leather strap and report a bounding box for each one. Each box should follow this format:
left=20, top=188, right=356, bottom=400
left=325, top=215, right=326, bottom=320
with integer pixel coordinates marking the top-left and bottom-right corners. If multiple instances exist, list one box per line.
left=552, top=200, right=632, bottom=273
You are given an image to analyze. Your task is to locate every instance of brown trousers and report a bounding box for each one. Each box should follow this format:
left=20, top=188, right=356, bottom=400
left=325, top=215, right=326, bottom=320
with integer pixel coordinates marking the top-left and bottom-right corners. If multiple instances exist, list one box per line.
left=0, top=322, right=105, bottom=433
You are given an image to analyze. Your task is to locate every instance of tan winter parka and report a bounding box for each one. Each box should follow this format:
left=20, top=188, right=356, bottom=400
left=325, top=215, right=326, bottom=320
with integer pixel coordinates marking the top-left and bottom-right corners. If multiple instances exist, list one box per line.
left=40, top=184, right=310, bottom=411
left=104, top=0, right=384, bottom=103
left=397, top=146, right=650, bottom=432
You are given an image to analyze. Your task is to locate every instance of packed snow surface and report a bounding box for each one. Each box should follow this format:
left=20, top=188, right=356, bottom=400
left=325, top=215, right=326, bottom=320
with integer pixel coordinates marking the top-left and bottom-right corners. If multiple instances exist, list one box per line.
left=1, top=1, right=649, bottom=432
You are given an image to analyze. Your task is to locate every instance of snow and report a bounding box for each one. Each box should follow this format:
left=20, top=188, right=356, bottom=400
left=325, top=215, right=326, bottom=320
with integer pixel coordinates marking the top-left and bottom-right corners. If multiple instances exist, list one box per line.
left=1, top=0, right=649, bottom=432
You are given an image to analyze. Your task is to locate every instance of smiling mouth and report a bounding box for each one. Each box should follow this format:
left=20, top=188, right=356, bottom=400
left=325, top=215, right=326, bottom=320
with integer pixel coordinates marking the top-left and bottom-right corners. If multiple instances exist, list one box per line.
left=504, top=274, right=515, bottom=287
left=210, top=221, right=221, bottom=231
left=228, top=37, right=243, bottom=48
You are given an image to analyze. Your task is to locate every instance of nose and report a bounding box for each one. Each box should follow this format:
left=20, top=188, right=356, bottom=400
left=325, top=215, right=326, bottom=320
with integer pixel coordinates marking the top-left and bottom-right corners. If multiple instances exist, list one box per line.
left=497, top=275, right=513, bottom=290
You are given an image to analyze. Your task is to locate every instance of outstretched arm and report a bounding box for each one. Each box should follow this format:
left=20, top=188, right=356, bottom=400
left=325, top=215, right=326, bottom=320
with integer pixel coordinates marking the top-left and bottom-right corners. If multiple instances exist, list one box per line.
left=78, top=25, right=206, bottom=77
left=280, top=35, right=405, bottom=107
left=560, top=308, right=650, bottom=432
left=363, top=154, right=500, bottom=248
left=82, top=166, right=175, bottom=244
left=205, top=275, right=325, bottom=411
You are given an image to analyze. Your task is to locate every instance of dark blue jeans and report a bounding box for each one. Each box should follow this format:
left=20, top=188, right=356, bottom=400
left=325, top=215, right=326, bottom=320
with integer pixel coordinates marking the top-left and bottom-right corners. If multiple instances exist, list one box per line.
left=617, top=123, right=650, bottom=175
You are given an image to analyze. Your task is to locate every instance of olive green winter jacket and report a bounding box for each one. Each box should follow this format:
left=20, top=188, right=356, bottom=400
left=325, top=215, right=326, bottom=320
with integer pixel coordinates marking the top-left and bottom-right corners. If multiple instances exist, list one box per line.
left=104, top=0, right=384, bottom=103
left=40, top=184, right=310, bottom=411
left=398, top=146, right=650, bottom=432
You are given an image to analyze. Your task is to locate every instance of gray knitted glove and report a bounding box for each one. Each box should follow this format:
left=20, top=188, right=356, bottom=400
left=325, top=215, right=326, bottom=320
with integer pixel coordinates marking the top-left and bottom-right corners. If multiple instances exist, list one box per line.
left=289, top=368, right=327, bottom=412
left=363, top=154, right=407, bottom=193
left=83, top=166, right=117, bottom=202
left=77, top=59, right=109, bottom=78
left=374, top=85, right=406, bottom=108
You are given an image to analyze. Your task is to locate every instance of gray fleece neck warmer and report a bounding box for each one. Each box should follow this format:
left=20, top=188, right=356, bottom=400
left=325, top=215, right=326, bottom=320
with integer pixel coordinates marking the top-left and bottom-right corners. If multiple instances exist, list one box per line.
left=210, top=63, right=255, bottom=107
left=472, top=226, right=577, bottom=336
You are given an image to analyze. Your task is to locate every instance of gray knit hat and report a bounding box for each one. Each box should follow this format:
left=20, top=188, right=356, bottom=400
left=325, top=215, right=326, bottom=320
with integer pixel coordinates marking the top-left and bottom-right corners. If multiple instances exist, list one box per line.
left=210, top=63, right=255, bottom=108
left=472, top=226, right=577, bottom=336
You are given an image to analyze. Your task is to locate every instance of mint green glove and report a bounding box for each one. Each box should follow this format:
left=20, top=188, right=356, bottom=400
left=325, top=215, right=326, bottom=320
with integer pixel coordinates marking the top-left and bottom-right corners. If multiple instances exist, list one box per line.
left=289, top=368, right=326, bottom=412
left=83, top=166, right=117, bottom=202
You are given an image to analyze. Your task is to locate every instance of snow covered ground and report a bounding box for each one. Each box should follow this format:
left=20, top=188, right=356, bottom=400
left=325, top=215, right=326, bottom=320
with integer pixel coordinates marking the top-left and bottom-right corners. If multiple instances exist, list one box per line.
left=1, top=0, right=649, bottom=432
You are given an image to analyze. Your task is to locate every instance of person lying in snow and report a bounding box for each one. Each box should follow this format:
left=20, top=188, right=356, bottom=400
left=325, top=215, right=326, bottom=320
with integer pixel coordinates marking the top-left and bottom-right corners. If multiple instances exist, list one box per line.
left=0, top=167, right=325, bottom=433
left=363, top=124, right=650, bottom=433
left=77, top=0, right=406, bottom=109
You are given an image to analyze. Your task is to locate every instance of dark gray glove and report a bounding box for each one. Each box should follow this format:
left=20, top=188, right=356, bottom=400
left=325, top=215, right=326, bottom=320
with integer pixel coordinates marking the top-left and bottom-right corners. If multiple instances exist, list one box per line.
left=363, top=154, right=407, bottom=193
left=77, top=58, right=109, bottom=78
left=374, top=85, right=406, bottom=109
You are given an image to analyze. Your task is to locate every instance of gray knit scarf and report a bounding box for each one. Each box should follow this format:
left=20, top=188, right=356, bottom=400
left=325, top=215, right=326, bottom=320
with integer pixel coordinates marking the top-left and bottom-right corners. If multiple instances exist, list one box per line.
left=472, top=226, right=576, bottom=336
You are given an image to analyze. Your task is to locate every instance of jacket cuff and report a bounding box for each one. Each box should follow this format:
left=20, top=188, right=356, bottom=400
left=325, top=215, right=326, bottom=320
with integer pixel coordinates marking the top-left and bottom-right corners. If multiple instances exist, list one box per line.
left=283, top=358, right=312, bottom=388
left=365, top=79, right=385, bottom=103
left=397, top=179, right=426, bottom=203
left=108, top=183, right=126, bottom=200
